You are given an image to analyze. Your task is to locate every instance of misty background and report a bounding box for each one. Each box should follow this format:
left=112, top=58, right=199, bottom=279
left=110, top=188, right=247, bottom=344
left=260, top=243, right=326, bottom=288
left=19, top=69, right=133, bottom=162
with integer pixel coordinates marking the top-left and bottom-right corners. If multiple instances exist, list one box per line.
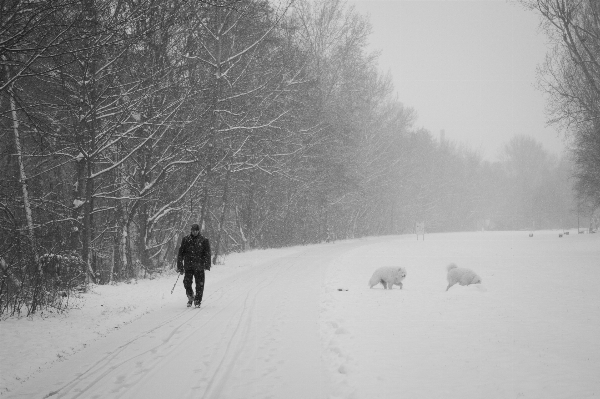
left=1, top=0, right=598, bottom=316
left=350, top=0, right=565, bottom=161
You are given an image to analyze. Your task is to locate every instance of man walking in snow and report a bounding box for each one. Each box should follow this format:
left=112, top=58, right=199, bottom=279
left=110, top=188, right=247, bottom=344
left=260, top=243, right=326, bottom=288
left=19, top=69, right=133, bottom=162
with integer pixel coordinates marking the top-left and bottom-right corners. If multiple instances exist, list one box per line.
left=177, top=224, right=211, bottom=307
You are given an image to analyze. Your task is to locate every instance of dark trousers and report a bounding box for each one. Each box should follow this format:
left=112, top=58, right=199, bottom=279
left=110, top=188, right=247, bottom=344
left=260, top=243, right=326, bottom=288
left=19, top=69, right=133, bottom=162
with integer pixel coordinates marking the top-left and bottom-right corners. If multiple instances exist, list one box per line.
left=183, top=269, right=205, bottom=301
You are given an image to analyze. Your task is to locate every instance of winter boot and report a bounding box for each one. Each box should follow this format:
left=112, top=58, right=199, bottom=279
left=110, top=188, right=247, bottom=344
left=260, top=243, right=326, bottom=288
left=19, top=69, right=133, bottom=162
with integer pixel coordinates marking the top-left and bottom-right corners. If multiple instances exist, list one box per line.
left=187, top=295, right=193, bottom=307
left=194, top=297, right=201, bottom=308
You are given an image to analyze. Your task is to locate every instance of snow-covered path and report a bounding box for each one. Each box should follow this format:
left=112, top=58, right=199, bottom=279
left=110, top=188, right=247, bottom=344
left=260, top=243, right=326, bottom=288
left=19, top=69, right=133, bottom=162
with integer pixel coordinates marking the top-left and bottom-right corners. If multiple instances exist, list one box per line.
left=3, top=231, right=600, bottom=399
left=6, top=238, right=373, bottom=399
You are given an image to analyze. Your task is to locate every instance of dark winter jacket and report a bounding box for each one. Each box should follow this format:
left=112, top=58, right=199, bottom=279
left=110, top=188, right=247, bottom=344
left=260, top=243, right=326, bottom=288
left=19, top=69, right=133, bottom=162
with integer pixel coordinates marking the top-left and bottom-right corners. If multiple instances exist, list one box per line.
left=177, top=234, right=211, bottom=272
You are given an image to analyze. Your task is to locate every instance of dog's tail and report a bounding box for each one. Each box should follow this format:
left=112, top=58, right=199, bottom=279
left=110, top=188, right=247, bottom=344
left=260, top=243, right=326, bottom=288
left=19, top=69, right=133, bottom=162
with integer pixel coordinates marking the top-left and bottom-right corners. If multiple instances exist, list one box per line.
left=446, top=263, right=458, bottom=271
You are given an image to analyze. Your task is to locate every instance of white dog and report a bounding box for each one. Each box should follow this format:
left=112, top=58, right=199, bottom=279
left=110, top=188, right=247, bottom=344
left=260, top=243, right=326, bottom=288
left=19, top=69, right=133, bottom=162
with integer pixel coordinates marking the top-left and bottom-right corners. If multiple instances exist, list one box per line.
left=369, top=267, right=407, bottom=289
left=446, top=263, right=481, bottom=291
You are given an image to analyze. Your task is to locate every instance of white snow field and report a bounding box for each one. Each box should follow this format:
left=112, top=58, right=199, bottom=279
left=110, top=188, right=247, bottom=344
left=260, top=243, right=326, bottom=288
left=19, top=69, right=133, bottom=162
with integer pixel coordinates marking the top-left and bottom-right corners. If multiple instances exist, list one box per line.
left=1, top=230, right=599, bottom=399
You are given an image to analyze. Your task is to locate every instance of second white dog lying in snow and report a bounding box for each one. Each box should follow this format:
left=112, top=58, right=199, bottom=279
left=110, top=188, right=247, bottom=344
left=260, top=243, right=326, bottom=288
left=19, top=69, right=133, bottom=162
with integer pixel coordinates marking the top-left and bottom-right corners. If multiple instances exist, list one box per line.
left=368, top=267, right=407, bottom=289
left=445, top=263, right=481, bottom=291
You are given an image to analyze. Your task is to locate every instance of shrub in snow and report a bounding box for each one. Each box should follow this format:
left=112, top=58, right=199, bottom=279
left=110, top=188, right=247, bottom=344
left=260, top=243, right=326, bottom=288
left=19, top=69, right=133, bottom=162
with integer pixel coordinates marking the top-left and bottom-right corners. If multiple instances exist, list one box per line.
left=40, top=252, right=84, bottom=277
left=446, top=263, right=481, bottom=291
left=368, top=266, right=407, bottom=289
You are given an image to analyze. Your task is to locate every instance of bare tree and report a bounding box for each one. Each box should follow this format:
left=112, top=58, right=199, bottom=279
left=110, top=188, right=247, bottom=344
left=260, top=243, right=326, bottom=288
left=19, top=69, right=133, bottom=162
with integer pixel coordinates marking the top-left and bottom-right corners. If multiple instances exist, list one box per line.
left=522, top=0, right=600, bottom=207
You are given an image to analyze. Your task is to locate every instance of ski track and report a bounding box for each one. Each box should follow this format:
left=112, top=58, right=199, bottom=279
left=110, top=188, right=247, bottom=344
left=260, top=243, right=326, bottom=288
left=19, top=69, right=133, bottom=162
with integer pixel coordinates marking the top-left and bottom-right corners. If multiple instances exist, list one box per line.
left=7, top=239, right=375, bottom=399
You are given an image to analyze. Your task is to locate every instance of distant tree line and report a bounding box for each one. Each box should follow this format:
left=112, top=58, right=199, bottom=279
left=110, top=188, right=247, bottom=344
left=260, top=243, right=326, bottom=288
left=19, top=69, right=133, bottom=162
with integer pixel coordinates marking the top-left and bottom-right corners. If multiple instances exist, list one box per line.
left=1, top=0, right=578, bottom=316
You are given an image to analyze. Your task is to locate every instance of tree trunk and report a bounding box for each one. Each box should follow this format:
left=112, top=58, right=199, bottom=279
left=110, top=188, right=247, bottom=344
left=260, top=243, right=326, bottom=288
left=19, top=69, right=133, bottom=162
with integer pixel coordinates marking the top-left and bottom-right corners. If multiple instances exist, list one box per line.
left=82, top=159, right=96, bottom=284
left=80, top=0, right=99, bottom=286
left=212, top=166, right=232, bottom=264
left=243, top=179, right=255, bottom=250
left=137, top=203, right=151, bottom=270
left=5, top=60, right=42, bottom=276
left=71, top=153, right=85, bottom=251
left=0, top=256, right=22, bottom=287
left=200, top=2, right=223, bottom=236
left=109, top=230, right=117, bottom=284
left=199, top=182, right=211, bottom=234
left=235, top=206, right=249, bottom=252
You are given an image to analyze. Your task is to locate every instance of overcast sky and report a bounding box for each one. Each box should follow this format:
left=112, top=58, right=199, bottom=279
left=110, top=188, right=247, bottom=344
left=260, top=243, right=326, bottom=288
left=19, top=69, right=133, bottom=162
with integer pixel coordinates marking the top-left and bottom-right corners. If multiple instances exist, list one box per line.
left=348, top=0, right=567, bottom=162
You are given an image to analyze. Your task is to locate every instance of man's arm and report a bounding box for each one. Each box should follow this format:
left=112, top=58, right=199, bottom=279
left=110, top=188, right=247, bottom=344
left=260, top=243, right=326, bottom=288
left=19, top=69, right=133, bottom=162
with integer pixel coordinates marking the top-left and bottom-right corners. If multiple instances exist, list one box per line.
left=176, top=238, right=186, bottom=272
left=203, top=238, right=212, bottom=270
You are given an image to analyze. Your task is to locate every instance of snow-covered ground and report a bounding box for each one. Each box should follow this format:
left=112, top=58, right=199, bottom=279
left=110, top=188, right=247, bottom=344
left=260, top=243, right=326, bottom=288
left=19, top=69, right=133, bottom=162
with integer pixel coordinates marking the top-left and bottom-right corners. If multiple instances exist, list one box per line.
left=1, top=230, right=599, bottom=399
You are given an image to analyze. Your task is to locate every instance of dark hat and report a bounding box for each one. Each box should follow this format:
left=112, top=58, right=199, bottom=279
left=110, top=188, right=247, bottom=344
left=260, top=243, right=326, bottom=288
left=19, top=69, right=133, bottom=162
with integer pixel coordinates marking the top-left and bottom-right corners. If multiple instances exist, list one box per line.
left=191, top=223, right=200, bottom=231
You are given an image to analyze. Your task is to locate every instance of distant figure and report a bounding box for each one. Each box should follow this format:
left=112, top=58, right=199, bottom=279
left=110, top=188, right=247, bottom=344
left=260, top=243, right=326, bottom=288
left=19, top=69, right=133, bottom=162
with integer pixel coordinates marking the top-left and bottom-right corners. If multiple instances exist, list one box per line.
left=177, top=224, right=211, bottom=307
left=416, top=221, right=425, bottom=240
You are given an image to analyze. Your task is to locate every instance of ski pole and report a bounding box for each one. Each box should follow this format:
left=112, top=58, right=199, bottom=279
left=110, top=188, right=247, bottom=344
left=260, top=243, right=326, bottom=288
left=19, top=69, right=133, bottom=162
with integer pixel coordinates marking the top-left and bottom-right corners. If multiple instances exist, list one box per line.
left=171, top=273, right=180, bottom=294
